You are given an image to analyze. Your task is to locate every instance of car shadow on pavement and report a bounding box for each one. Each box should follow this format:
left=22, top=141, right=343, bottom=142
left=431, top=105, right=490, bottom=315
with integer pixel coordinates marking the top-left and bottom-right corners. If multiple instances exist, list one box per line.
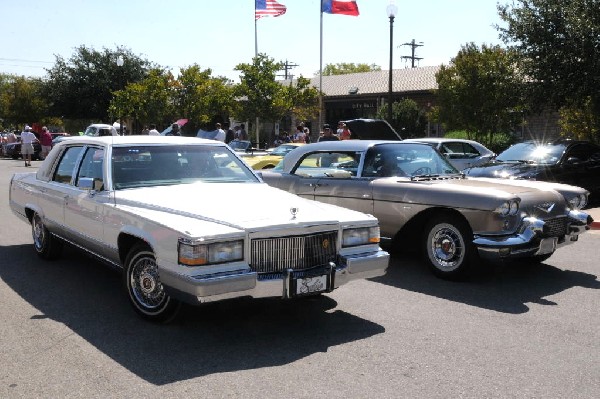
left=0, top=244, right=385, bottom=385
left=372, top=252, right=600, bottom=314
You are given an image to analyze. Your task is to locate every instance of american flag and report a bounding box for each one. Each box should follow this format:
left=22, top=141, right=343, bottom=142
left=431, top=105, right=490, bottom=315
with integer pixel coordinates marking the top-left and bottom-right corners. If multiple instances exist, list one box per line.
left=255, top=0, right=287, bottom=20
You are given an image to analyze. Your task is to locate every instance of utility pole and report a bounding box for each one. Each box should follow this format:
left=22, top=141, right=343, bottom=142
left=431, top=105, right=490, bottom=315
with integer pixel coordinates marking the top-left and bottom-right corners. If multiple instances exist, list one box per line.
left=278, top=60, right=298, bottom=80
left=400, top=39, right=424, bottom=68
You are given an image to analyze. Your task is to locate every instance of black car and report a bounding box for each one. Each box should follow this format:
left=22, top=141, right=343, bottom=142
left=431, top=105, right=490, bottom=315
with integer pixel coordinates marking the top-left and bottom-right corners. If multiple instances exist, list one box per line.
left=463, top=139, right=600, bottom=199
left=3, top=140, right=43, bottom=160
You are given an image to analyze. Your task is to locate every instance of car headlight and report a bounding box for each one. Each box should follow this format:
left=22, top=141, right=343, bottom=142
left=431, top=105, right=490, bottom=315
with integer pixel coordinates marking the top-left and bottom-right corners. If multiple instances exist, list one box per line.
left=178, top=239, right=244, bottom=266
left=342, top=226, right=380, bottom=247
left=495, top=200, right=520, bottom=216
left=569, top=194, right=587, bottom=210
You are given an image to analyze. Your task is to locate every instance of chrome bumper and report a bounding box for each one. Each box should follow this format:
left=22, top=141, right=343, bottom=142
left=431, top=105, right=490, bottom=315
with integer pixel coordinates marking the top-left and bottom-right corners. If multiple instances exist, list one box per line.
left=473, top=210, right=591, bottom=260
left=161, top=249, right=389, bottom=305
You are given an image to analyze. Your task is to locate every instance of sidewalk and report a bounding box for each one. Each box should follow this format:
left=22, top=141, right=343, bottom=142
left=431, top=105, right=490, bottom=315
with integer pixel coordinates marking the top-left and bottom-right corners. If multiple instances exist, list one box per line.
left=586, top=206, right=600, bottom=230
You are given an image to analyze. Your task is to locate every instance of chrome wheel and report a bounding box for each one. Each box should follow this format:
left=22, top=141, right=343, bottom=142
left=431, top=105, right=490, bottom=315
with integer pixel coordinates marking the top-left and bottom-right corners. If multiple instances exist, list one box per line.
left=31, top=212, right=62, bottom=260
left=423, top=215, right=473, bottom=279
left=124, top=244, right=180, bottom=322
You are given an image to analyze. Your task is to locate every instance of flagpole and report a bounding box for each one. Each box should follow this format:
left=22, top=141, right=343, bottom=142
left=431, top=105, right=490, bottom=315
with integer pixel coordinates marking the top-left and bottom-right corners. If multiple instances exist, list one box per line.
left=319, top=5, right=324, bottom=139
left=254, top=12, right=260, bottom=148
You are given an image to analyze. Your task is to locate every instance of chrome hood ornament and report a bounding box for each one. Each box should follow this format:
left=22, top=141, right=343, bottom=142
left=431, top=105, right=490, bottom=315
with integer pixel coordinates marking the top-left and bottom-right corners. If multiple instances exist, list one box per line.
left=535, top=202, right=555, bottom=213
left=290, top=207, right=299, bottom=219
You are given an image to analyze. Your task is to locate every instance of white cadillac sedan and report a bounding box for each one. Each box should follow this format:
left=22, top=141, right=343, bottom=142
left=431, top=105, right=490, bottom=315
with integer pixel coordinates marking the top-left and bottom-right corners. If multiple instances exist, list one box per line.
left=403, top=138, right=495, bottom=171
left=9, top=136, right=388, bottom=322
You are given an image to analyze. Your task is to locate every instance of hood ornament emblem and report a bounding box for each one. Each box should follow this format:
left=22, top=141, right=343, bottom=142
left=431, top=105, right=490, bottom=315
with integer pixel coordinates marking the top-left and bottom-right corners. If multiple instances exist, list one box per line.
left=290, top=207, right=299, bottom=219
left=535, top=202, right=555, bottom=213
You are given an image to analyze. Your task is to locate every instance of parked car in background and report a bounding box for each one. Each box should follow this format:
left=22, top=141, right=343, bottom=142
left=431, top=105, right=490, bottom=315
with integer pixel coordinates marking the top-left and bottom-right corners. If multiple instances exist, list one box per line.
left=83, top=123, right=118, bottom=136
left=244, top=143, right=305, bottom=169
left=341, top=119, right=402, bottom=140
left=228, top=139, right=268, bottom=156
left=259, top=140, right=592, bottom=279
left=9, top=136, right=389, bottom=322
left=3, top=136, right=42, bottom=160
left=403, top=138, right=495, bottom=171
left=463, top=139, right=600, bottom=199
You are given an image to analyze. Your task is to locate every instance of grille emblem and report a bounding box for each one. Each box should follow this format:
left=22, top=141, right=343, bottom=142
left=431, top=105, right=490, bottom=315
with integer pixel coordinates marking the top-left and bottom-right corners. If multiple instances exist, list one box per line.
left=535, top=202, right=555, bottom=213
left=322, top=239, right=330, bottom=249
left=290, top=207, right=299, bottom=219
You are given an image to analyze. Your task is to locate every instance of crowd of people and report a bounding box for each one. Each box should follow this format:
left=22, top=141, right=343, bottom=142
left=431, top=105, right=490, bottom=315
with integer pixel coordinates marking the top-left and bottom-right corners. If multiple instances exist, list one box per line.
left=272, top=121, right=352, bottom=147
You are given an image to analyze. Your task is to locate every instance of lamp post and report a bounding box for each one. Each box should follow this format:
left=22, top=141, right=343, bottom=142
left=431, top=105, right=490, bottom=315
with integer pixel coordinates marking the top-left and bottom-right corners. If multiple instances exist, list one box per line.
left=116, top=55, right=124, bottom=135
left=387, top=1, right=398, bottom=124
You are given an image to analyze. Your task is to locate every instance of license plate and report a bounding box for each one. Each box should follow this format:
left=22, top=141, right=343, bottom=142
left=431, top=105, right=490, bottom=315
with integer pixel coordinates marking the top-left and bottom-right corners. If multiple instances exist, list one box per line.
left=537, top=237, right=557, bottom=255
left=295, top=274, right=328, bottom=295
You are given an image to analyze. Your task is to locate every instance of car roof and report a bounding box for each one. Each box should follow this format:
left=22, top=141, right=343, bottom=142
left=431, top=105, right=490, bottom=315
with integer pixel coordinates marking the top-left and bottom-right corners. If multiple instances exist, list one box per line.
left=53, top=135, right=225, bottom=147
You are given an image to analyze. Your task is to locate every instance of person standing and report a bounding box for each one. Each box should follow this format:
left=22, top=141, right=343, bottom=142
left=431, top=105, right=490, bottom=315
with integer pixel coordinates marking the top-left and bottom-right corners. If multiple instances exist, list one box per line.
left=214, top=123, right=226, bottom=142
left=238, top=124, right=248, bottom=141
left=39, top=126, right=53, bottom=159
left=318, top=124, right=339, bottom=142
left=148, top=124, right=160, bottom=136
left=224, top=123, right=235, bottom=144
left=20, top=125, right=37, bottom=166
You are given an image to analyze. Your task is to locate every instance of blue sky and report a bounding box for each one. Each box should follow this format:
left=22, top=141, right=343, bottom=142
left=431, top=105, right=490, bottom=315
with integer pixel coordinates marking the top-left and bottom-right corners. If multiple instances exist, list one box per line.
left=0, top=0, right=505, bottom=81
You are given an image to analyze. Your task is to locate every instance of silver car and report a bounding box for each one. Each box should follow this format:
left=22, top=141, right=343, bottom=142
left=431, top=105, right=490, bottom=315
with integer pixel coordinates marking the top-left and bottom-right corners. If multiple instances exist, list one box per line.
left=9, top=136, right=389, bottom=322
left=260, top=140, right=592, bottom=279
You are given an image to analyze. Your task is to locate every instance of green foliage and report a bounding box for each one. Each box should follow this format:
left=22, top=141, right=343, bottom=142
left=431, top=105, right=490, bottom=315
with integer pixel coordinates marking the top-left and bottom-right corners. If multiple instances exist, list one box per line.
left=444, top=130, right=517, bottom=154
left=44, top=45, right=153, bottom=121
left=234, top=54, right=319, bottom=126
left=376, top=98, right=428, bottom=138
left=320, top=63, right=381, bottom=76
left=559, top=97, right=599, bottom=144
left=0, top=74, right=48, bottom=128
left=497, top=0, right=600, bottom=140
left=435, top=43, right=524, bottom=143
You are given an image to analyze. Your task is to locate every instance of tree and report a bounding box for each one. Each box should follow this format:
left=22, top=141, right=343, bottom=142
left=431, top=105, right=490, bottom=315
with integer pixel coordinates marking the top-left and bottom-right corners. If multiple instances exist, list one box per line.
left=109, top=68, right=177, bottom=131
left=434, top=43, right=524, bottom=145
left=376, top=98, right=428, bottom=138
left=0, top=74, right=48, bottom=128
left=44, top=45, right=153, bottom=122
left=174, top=65, right=235, bottom=132
left=234, top=54, right=319, bottom=126
left=320, top=63, right=381, bottom=76
left=497, top=0, right=600, bottom=141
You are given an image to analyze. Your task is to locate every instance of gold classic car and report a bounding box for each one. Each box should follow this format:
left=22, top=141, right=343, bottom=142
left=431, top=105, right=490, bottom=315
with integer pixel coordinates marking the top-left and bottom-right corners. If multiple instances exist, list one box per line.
left=259, top=140, right=592, bottom=279
left=9, top=136, right=389, bottom=322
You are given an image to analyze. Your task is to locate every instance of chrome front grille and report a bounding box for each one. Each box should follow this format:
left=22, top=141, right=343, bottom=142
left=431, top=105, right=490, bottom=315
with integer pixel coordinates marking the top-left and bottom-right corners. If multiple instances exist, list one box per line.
left=250, top=231, right=338, bottom=274
left=542, top=216, right=567, bottom=237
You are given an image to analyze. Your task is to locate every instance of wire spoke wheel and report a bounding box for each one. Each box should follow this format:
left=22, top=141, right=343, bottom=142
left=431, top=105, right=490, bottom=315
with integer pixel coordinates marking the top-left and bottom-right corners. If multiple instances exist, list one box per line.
left=124, top=244, right=180, bottom=323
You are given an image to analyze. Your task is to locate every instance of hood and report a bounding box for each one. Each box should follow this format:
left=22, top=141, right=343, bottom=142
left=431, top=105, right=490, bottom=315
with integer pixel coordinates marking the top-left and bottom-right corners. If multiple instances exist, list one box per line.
left=463, top=161, right=544, bottom=179
left=114, top=183, right=370, bottom=234
left=343, top=119, right=402, bottom=140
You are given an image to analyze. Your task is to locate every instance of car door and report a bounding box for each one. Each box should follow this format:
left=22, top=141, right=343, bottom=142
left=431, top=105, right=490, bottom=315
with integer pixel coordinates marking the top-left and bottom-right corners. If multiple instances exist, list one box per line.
left=37, top=145, right=85, bottom=235
left=311, top=151, right=375, bottom=215
left=561, top=143, right=600, bottom=194
left=63, top=146, right=111, bottom=257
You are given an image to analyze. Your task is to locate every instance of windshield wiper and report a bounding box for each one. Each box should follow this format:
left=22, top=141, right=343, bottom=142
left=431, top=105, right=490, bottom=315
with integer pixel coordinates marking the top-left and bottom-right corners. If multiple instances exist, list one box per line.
left=410, top=174, right=441, bottom=181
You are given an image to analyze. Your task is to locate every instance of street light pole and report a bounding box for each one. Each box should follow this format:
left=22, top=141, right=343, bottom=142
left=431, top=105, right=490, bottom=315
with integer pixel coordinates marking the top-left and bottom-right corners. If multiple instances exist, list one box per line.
left=116, top=55, right=124, bottom=136
left=387, top=1, right=398, bottom=124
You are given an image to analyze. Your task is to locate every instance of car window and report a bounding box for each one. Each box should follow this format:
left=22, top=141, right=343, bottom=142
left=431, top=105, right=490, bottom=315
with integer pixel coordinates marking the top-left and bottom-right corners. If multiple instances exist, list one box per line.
left=497, top=142, right=566, bottom=164
left=566, top=144, right=600, bottom=163
left=292, top=151, right=359, bottom=178
left=52, top=146, right=85, bottom=184
left=364, top=143, right=458, bottom=177
left=441, top=142, right=480, bottom=159
left=76, top=147, right=105, bottom=190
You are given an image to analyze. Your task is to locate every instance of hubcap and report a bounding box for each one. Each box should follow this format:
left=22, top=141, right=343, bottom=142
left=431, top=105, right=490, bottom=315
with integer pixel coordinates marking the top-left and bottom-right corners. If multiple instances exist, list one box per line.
left=130, top=257, right=166, bottom=310
left=430, top=225, right=464, bottom=270
left=33, top=215, right=45, bottom=250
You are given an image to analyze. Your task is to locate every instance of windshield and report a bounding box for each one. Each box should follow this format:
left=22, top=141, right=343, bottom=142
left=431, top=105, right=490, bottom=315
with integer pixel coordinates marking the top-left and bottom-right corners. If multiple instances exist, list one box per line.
left=228, top=140, right=251, bottom=151
left=496, top=142, right=566, bottom=165
left=270, top=144, right=298, bottom=156
left=111, top=144, right=259, bottom=189
left=363, top=143, right=459, bottom=177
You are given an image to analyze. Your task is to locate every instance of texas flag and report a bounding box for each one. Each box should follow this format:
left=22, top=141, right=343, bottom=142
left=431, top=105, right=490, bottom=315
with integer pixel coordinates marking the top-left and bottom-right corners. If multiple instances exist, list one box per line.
left=321, top=0, right=360, bottom=16
left=255, top=0, right=287, bottom=20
